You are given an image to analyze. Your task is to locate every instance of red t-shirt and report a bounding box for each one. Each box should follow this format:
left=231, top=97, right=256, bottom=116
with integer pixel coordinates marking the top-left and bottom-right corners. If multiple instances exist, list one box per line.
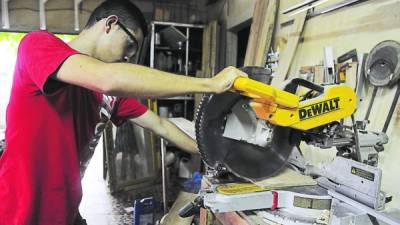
left=0, top=31, right=148, bottom=225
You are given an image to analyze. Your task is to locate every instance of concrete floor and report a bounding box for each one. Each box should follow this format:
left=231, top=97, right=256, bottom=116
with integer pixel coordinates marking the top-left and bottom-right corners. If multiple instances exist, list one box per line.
left=80, top=141, right=133, bottom=225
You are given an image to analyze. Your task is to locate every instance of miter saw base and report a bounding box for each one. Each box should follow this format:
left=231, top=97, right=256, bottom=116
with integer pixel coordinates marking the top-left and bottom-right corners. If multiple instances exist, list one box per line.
left=196, top=157, right=400, bottom=225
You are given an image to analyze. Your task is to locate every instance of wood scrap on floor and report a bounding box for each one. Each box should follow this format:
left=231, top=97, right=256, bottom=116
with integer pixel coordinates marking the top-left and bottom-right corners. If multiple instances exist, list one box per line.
left=160, top=191, right=197, bottom=225
left=244, top=0, right=278, bottom=67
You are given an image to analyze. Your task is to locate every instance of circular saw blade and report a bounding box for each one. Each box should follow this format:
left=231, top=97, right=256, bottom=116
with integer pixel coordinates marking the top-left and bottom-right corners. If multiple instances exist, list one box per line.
left=196, top=92, right=300, bottom=182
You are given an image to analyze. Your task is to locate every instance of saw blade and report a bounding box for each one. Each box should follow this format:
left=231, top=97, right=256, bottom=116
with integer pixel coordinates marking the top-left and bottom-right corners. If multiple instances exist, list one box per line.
left=196, top=92, right=300, bottom=182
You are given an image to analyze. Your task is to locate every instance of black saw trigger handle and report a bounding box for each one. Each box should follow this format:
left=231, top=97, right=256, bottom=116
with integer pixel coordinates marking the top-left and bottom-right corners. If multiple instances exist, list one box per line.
left=178, top=196, right=204, bottom=218
left=284, top=78, right=325, bottom=94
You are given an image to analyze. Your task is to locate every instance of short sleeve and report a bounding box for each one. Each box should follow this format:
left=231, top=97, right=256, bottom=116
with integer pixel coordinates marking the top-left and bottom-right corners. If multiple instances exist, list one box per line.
left=18, top=31, right=79, bottom=94
left=111, top=97, right=148, bottom=126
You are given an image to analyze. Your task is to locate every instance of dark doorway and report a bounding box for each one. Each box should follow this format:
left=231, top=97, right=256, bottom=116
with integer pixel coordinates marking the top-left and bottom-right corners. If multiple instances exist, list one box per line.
left=236, top=25, right=250, bottom=67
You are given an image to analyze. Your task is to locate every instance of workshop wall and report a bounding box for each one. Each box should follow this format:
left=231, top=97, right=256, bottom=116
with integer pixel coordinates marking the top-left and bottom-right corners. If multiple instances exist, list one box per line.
left=205, top=0, right=256, bottom=68
left=223, top=0, right=400, bottom=208
left=275, top=0, right=400, bottom=209
left=224, top=0, right=257, bottom=30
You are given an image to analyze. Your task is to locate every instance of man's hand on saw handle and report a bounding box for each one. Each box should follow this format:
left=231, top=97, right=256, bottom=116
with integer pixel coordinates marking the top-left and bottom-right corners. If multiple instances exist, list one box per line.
left=211, top=66, right=248, bottom=94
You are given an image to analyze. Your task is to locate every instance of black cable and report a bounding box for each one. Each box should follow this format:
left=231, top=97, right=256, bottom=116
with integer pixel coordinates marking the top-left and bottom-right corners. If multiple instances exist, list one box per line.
left=382, top=82, right=400, bottom=133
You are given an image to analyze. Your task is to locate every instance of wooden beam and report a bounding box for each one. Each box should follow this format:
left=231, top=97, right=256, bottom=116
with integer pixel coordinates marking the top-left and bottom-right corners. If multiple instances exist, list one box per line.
left=226, top=31, right=238, bottom=66
left=244, top=0, right=278, bottom=67
left=272, top=10, right=308, bottom=86
left=209, top=20, right=219, bottom=75
left=254, top=0, right=278, bottom=67
left=244, top=0, right=263, bottom=66
left=196, top=21, right=219, bottom=116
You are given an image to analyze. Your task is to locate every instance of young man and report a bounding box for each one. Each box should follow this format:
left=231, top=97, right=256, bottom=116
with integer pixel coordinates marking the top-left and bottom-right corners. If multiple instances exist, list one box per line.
left=0, top=0, right=247, bottom=224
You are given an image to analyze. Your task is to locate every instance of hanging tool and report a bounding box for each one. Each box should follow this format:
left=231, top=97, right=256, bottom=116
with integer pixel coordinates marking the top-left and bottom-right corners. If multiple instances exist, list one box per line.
left=366, top=40, right=400, bottom=87
left=337, top=49, right=358, bottom=64
left=363, top=41, right=400, bottom=129
left=335, top=49, right=359, bottom=86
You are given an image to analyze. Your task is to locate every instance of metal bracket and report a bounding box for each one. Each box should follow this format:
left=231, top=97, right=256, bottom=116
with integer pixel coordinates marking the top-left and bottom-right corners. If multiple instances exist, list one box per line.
left=1, top=0, right=11, bottom=29
left=74, top=0, right=84, bottom=31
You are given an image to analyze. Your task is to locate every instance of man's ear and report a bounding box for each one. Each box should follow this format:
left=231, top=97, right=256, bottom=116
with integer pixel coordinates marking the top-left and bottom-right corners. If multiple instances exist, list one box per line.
left=105, top=15, right=119, bottom=34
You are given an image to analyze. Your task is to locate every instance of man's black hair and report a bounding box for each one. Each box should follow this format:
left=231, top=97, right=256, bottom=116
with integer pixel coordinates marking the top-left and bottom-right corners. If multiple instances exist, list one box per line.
left=85, top=0, right=148, bottom=37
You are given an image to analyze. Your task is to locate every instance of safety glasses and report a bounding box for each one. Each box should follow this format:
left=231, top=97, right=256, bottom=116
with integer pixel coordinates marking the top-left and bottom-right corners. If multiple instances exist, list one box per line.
left=96, top=17, right=140, bottom=62
left=116, top=20, right=139, bottom=61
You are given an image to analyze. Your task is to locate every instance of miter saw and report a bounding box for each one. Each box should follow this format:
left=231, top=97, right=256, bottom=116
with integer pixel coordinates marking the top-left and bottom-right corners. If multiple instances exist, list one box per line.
left=179, top=67, right=400, bottom=224
left=196, top=66, right=363, bottom=181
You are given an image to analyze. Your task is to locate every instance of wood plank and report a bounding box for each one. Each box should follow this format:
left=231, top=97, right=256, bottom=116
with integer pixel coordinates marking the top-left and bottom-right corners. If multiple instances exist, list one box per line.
left=160, top=192, right=197, bottom=225
left=254, top=168, right=316, bottom=188
left=196, top=21, right=219, bottom=116
left=244, top=0, right=278, bottom=67
left=244, top=0, right=264, bottom=66
left=214, top=212, right=250, bottom=225
left=254, top=0, right=278, bottom=67
left=202, top=23, right=210, bottom=78
left=200, top=208, right=214, bottom=225
left=201, top=20, right=218, bottom=78
left=210, top=20, right=219, bottom=76
left=272, top=10, right=308, bottom=87
left=226, top=32, right=238, bottom=66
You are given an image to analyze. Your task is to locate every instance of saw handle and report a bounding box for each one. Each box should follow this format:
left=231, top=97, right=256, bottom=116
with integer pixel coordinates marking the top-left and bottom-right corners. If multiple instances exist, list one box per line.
left=284, top=78, right=325, bottom=94
left=232, top=77, right=300, bottom=108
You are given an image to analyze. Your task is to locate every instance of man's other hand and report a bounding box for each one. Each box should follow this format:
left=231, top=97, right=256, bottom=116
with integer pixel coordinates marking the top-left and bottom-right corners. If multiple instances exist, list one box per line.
left=211, top=67, right=248, bottom=94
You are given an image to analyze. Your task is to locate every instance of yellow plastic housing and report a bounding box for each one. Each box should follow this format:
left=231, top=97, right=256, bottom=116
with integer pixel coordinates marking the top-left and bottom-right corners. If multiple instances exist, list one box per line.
left=232, top=78, right=357, bottom=131
left=233, top=77, right=300, bottom=108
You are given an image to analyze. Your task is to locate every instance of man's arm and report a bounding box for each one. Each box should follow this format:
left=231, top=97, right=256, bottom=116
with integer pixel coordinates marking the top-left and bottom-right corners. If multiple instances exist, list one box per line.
left=129, top=110, right=199, bottom=154
left=54, top=54, right=246, bottom=97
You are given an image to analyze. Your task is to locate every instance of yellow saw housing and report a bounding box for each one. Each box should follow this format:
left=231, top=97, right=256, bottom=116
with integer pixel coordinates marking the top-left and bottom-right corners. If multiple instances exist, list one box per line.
left=233, top=77, right=357, bottom=131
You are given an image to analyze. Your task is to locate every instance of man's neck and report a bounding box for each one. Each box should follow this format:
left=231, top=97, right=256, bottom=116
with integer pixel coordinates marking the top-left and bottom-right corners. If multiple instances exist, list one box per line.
left=68, top=28, right=99, bottom=57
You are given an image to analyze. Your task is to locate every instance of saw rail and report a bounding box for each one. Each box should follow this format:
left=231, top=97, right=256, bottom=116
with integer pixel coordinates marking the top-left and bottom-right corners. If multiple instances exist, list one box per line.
left=232, top=77, right=357, bottom=131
